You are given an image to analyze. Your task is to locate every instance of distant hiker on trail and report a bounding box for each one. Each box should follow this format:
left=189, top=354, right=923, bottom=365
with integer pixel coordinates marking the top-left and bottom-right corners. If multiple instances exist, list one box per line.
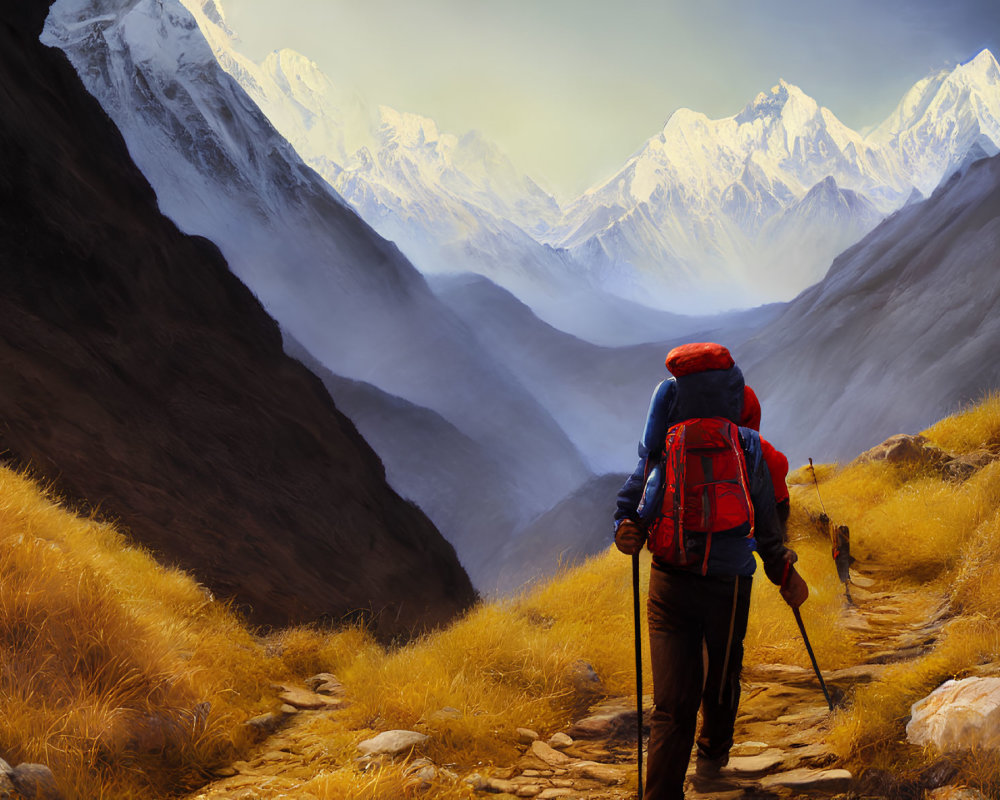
left=613, top=342, right=808, bottom=800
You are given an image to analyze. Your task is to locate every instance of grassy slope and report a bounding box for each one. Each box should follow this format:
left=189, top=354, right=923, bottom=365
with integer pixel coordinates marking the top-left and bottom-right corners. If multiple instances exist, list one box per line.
left=4, top=394, right=1000, bottom=798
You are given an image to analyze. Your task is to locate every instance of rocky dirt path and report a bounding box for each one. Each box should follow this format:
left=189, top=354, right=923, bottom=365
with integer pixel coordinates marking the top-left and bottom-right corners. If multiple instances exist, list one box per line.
left=185, top=567, right=949, bottom=800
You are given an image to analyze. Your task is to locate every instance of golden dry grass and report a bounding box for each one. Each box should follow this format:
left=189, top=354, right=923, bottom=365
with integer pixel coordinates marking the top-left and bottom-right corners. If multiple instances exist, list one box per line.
left=0, top=465, right=286, bottom=799
left=8, top=391, right=1000, bottom=799
left=806, top=394, right=1000, bottom=789
left=923, top=391, right=1000, bottom=454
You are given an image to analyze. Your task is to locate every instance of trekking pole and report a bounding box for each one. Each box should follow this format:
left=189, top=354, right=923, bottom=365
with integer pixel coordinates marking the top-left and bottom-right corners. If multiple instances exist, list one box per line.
left=631, top=553, right=644, bottom=798
left=808, top=457, right=828, bottom=516
left=792, top=607, right=834, bottom=711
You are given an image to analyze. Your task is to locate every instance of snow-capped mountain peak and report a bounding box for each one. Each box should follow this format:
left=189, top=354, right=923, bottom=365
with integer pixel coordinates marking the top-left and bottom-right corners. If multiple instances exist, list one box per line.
left=958, top=47, right=1000, bottom=83
left=377, top=106, right=445, bottom=149
left=869, top=48, right=1000, bottom=195
left=735, top=79, right=818, bottom=128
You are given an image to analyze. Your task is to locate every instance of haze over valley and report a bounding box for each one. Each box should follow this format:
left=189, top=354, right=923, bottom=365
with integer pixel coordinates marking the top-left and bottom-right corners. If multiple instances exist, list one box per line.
left=28, top=0, right=1000, bottom=593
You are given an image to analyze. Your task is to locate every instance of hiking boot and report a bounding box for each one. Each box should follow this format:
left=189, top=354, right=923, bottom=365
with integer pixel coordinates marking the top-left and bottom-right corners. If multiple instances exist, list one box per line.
left=694, top=752, right=729, bottom=778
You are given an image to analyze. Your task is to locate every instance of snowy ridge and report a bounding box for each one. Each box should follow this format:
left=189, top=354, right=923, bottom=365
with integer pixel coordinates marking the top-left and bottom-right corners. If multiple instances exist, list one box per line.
left=870, top=49, right=1000, bottom=195
left=43, top=0, right=596, bottom=588
left=201, top=4, right=999, bottom=316
left=175, top=0, right=1000, bottom=319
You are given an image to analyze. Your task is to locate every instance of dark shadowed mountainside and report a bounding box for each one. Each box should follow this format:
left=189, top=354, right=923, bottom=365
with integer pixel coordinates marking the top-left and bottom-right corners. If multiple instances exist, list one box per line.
left=0, top=2, right=475, bottom=636
left=739, top=153, right=1000, bottom=467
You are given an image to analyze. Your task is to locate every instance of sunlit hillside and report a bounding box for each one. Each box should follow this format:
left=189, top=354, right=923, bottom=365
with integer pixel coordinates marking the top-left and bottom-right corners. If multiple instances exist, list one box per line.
left=3, top=393, right=1000, bottom=798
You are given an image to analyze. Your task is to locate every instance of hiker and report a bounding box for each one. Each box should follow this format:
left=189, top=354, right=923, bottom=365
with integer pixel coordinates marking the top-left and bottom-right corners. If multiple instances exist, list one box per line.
left=613, top=342, right=808, bottom=800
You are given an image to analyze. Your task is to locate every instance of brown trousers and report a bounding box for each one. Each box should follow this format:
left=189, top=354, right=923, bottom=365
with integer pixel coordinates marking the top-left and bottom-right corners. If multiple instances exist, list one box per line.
left=644, top=562, right=752, bottom=800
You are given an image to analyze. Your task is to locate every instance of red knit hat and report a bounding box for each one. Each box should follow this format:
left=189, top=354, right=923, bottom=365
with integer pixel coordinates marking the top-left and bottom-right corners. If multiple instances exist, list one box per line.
left=664, top=342, right=734, bottom=377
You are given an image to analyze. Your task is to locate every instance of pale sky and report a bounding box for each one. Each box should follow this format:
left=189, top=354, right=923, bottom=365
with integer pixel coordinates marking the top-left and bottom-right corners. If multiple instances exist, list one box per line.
left=221, top=0, right=1000, bottom=201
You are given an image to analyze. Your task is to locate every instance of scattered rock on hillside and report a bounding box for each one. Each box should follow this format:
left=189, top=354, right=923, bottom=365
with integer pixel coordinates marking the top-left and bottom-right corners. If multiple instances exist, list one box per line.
left=855, top=434, right=947, bottom=467
left=855, top=434, right=997, bottom=482
left=356, top=730, right=428, bottom=757
left=928, top=786, right=989, bottom=800
left=8, top=763, right=64, bottom=800
left=404, top=758, right=439, bottom=790
left=0, top=760, right=14, bottom=800
left=907, top=677, right=1000, bottom=750
left=567, top=661, right=605, bottom=704
left=941, top=450, right=997, bottom=481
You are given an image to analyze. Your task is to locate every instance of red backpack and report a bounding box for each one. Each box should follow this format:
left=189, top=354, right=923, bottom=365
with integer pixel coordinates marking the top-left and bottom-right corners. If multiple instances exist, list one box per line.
left=645, top=417, right=755, bottom=574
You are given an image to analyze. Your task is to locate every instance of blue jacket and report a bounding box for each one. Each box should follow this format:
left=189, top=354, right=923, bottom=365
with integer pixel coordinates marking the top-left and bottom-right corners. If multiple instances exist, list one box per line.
left=615, top=367, right=790, bottom=581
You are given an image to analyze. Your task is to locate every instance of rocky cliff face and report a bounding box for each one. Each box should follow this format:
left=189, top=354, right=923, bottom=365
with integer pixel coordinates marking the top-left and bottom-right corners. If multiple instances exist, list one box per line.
left=0, top=1, right=475, bottom=636
left=739, top=152, right=1000, bottom=467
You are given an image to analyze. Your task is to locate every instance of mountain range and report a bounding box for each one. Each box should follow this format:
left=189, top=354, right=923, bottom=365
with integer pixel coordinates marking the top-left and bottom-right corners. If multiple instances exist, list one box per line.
left=34, top=0, right=1000, bottom=598
left=184, top=1, right=1000, bottom=323
left=1, top=0, right=474, bottom=636
left=42, top=0, right=599, bottom=594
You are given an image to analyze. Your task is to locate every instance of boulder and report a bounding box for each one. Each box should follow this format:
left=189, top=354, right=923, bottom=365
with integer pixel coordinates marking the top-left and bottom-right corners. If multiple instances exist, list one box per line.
left=10, top=764, right=64, bottom=800
left=907, top=677, right=1000, bottom=750
left=855, top=434, right=947, bottom=467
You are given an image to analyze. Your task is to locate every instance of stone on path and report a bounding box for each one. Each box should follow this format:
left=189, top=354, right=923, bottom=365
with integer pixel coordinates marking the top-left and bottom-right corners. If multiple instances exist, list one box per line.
left=536, top=789, right=575, bottom=799
left=464, top=773, right=488, bottom=790
left=516, top=727, right=539, bottom=744
left=907, top=677, right=1000, bottom=750
left=356, top=730, right=428, bottom=757
left=848, top=570, right=876, bottom=588
left=730, top=740, right=770, bottom=755
left=304, top=673, right=344, bottom=696
left=758, top=767, right=852, bottom=792
left=529, top=740, right=573, bottom=767
left=243, top=711, right=292, bottom=740
left=485, top=776, right=518, bottom=793
left=546, top=732, right=573, bottom=749
left=566, top=701, right=639, bottom=739
left=275, top=684, right=344, bottom=710
left=723, top=752, right=785, bottom=775
left=568, top=761, right=625, bottom=785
